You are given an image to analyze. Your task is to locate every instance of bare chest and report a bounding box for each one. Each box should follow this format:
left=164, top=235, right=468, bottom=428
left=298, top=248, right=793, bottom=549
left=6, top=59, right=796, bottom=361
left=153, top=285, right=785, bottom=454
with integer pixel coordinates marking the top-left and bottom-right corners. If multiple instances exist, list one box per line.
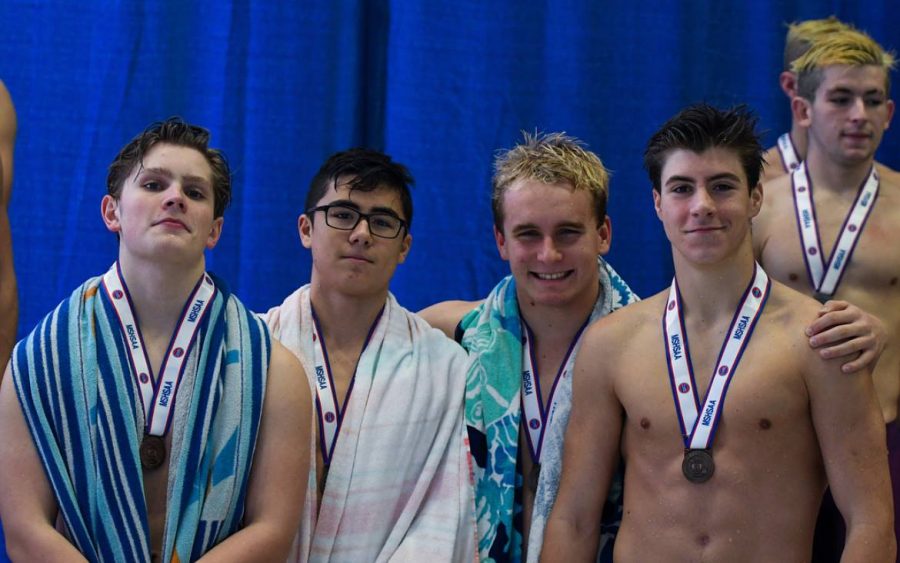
left=760, top=189, right=900, bottom=296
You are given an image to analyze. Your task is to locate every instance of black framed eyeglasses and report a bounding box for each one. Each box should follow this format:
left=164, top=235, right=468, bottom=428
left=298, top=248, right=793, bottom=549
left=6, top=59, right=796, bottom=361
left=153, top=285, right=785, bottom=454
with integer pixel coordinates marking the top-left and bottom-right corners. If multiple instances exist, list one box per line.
left=306, top=204, right=408, bottom=239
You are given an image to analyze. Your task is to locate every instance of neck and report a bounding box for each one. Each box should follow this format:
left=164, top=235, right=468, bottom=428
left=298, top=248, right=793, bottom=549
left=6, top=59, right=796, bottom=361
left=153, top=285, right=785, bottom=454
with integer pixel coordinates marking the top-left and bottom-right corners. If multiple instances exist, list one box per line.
left=309, top=283, right=386, bottom=349
left=671, top=246, right=756, bottom=324
left=118, top=253, right=206, bottom=337
left=789, top=122, right=808, bottom=160
left=806, top=146, right=874, bottom=194
left=517, top=283, right=598, bottom=345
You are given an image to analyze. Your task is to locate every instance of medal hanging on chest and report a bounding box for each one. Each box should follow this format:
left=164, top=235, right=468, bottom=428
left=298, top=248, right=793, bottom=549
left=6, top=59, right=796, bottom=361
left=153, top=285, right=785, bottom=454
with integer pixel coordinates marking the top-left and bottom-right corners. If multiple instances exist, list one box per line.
left=791, top=164, right=879, bottom=303
left=663, top=264, right=770, bottom=484
left=520, top=317, right=590, bottom=492
left=102, top=263, right=216, bottom=471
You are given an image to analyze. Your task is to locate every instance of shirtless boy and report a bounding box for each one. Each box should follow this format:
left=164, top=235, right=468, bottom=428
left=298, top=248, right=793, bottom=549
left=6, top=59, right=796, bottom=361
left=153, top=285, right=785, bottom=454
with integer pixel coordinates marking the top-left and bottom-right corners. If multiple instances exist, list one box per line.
left=754, top=27, right=900, bottom=556
left=542, top=104, right=894, bottom=562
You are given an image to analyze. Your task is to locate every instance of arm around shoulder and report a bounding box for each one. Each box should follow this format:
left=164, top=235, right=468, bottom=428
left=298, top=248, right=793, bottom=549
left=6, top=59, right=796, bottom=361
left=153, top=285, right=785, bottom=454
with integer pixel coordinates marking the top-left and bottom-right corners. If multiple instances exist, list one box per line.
left=418, top=299, right=483, bottom=339
left=199, top=340, right=311, bottom=562
left=541, top=319, right=625, bottom=561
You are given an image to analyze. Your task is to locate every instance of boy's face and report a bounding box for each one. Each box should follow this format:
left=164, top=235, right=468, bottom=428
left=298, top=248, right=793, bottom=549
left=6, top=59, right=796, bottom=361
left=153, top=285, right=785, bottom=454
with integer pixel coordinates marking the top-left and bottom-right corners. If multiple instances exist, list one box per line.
left=796, top=64, right=894, bottom=166
left=299, top=177, right=411, bottom=299
left=495, top=178, right=610, bottom=309
left=101, top=143, right=222, bottom=265
left=653, top=147, right=761, bottom=266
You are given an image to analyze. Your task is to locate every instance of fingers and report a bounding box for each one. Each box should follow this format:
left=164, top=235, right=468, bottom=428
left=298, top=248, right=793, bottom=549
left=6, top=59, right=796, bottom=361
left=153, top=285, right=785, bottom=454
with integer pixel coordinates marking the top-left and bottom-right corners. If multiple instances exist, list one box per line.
left=837, top=349, right=874, bottom=375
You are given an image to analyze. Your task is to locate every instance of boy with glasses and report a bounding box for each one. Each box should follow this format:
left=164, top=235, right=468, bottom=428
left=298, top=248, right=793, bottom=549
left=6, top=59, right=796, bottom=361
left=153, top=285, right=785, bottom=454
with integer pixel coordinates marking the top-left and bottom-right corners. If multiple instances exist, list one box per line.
left=263, top=148, right=475, bottom=561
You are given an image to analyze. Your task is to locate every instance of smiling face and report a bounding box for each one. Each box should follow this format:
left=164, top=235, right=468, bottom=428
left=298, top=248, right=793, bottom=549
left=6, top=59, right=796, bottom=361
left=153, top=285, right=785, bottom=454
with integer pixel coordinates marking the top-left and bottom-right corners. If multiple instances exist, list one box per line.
left=653, top=147, right=762, bottom=267
left=299, top=176, right=412, bottom=300
left=495, top=178, right=610, bottom=311
left=101, top=143, right=223, bottom=267
left=797, top=64, right=894, bottom=166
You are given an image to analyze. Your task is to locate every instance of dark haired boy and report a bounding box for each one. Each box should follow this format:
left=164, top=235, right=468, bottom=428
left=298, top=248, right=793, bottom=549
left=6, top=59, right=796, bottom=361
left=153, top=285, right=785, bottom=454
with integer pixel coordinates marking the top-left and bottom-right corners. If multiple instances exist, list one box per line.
left=0, top=117, right=311, bottom=561
left=542, top=104, right=894, bottom=562
left=263, top=148, right=475, bottom=561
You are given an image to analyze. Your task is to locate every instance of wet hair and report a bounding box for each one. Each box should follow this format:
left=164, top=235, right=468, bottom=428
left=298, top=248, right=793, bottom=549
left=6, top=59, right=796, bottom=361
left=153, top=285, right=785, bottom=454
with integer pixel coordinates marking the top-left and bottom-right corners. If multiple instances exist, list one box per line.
left=492, top=132, right=609, bottom=231
left=793, top=28, right=896, bottom=100
left=783, top=16, right=851, bottom=71
left=305, top=148, right=414, bottom=229
left=107, top=117, right=231, bottom=218
left=643, top=103, right=764, bottom=192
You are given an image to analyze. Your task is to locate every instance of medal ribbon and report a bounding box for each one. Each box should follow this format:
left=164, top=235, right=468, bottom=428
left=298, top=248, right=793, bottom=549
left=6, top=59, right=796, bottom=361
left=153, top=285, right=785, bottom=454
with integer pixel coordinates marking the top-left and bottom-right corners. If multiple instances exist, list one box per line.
left=521, top=317, right=590, bottom=464
left=792, top=165, right=878, bottom=298
left=102, top=262, right=215, bottom=436
left=310, top=306, right=383, bottom=466
left=663, top=264, right=770, bottom=450
left=777, top=132, right=802, bottom=173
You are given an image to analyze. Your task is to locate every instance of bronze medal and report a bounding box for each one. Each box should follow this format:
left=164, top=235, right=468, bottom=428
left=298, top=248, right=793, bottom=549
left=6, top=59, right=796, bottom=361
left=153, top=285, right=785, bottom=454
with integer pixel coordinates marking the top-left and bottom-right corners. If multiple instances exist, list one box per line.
left=813, top=292, right=830, bottom=304
left=682, top=449, right=714, bottom=483
left=528, top=463, right=541, bottom=492
left=140, top=435, right=167, bottom=470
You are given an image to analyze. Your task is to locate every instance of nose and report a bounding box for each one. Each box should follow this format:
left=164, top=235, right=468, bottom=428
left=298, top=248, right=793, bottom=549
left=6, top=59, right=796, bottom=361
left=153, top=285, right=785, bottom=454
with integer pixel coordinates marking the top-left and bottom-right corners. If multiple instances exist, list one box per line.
left=537, top=236, right=562, bottom=263
left=848, top=97, right=867, bottom=122
left=348, top=215, right=373, bottom=245
left=163, top=184, right=186, bottom=211
left=690, top=188, right=714, bottom=217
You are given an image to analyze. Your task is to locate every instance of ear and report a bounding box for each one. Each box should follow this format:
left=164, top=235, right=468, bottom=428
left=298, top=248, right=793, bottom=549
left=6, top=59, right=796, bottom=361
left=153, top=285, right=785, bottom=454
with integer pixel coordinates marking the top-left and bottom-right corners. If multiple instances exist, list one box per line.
left=792, top=96, right=813, bottom=128
left=298, top=214, right=314, bottom=249
left=779, top=71, right=797, bottom=98
left=205, top=217, right=224, bottom=249
left=396, top=232, right=412, bottom=264
left=652, top=188, right=662, bottom=220
left=494, top=224, right=510, bottom=261
left=749, top=182, right=764, bottom=219
left=596, top=215, right=612, bottom=256
left=885, top=99, right=895, bottom=131
left=101, top=195, right=121, bottom=233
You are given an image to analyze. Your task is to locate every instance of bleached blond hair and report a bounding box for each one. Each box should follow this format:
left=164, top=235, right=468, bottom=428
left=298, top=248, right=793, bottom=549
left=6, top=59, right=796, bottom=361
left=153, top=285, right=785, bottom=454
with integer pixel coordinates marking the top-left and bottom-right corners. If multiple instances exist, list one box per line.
left=492, top=132, right=610, bottom=230
left=793, top=28, right=896, bottom=99
left=783, top=16, right=851, bottom=71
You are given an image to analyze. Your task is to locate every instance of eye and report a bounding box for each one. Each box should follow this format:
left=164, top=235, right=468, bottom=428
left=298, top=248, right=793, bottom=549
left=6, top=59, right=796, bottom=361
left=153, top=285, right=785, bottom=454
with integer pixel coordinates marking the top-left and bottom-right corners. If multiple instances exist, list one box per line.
left=865, top=96, right=884, bottom=107
left=829, top=96, right=851, bottom=106
left=142, top=181, right=163, bottom=191
left=186, top=187, right=207, bottom=200
left=328, top=207, right=356, bottom=220
left=713, top=183, right=737, bottom=192
left=514, top=229, right=541, bottom=240
left=371, top=215, right=399, bottom=229
left=670, top=184, right=691, bottom=194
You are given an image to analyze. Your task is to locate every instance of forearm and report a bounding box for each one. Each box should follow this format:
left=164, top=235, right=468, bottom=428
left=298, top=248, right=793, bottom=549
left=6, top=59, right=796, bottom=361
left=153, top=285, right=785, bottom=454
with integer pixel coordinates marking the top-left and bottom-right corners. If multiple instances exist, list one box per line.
left=3, top=522, right=87, bottom=562
left=540, top=516, right=601, bottom=562
left=196, top=521, right=295, bottom=563
left=840, top=517, right=896, bottom=563
left=0, top=281, right=17, bottom=371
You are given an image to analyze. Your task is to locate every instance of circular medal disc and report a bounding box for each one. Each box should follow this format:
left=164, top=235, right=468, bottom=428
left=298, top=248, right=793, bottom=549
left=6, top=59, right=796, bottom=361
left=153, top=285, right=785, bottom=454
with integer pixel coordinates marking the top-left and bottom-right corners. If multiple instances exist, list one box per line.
left=528, top=463, right=541, bottom=493
left=140, top=435, right=167, bottom=471
left=813, top=292, right=830, bottom=305
left=682, top=449, right=714, bottom=484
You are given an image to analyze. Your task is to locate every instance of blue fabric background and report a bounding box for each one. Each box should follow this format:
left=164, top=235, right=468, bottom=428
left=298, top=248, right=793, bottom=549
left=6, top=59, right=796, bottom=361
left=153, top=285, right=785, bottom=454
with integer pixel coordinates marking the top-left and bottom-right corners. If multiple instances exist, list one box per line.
left=0, top=1, right=897, bottom=559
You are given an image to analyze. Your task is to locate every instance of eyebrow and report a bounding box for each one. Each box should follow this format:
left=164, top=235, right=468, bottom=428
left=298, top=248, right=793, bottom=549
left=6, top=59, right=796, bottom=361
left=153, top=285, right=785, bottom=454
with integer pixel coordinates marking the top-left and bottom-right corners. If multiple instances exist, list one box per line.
left=135, top=166, right=212, bottom=187
left=665, top=172, right=742, bottom=185
left=826, top=86, right=886, bottom=97
left=327, top=199, right=404, bottom=219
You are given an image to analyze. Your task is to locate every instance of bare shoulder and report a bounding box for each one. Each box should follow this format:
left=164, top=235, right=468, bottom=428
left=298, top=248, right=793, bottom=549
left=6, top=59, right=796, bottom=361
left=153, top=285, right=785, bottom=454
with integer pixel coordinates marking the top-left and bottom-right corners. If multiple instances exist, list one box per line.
left=267, top=339, right=309, bottom=399
left=417, top=299, right=483, bottom=339
left=0, top=80, right=15, bottom=145
left=761, top=145, right=786, bottom=184
left=875, top=161, right=900, bottom=186
left=582, top=290, right=667, bottom=357
left=763, top=281, right=835, bottom=367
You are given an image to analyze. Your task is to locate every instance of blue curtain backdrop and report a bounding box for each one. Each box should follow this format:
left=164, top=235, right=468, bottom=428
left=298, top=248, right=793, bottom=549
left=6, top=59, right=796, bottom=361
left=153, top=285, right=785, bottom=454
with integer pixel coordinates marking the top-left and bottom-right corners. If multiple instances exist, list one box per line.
left=0, top=1, right=897, bottom=557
